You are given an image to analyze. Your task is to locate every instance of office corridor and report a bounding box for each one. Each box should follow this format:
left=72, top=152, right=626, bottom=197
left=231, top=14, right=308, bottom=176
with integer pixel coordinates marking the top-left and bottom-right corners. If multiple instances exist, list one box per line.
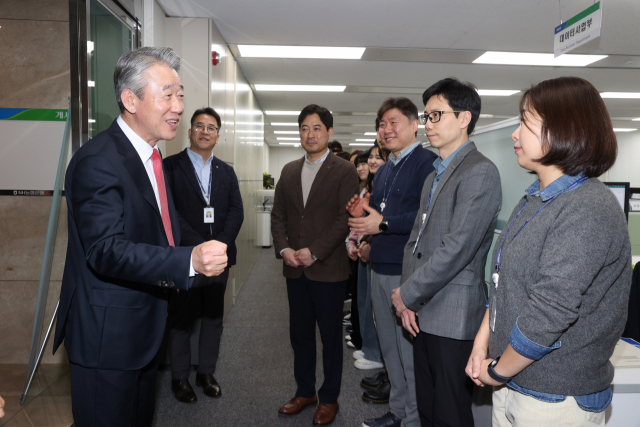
left=153, top=248, right=390, bottom=426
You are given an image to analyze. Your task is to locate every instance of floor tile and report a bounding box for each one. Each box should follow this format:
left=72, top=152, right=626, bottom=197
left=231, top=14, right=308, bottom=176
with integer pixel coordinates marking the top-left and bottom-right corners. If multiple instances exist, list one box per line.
left=0, top=365, right=42, bottom=397
left=21, top=396, right=72, bottom=427
left=0, top=396, right=35, bottom=427
left=40, top=371, right=70, bottom=397
left=1, top=411, right=33, bottom=427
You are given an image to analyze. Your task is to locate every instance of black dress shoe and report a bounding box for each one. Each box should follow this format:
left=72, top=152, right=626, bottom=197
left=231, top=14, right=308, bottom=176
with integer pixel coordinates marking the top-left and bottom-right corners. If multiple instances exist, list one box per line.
left=171, top=378, right=197, bottom=403
left=362, top=381, right=390, bottom=404
left=360, top=370, right=389, bottom=390
left=195, top=373, right=221, bottom=398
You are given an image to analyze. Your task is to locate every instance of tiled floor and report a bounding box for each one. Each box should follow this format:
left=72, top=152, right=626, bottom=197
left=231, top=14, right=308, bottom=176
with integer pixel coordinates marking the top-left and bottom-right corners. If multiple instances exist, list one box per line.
left=0, top=363, right=73, bottom=427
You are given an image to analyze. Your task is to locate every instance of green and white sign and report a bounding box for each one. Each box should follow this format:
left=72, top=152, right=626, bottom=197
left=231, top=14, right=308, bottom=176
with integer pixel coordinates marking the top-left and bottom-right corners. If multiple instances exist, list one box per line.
left=554, top=2, right=602, bottom=57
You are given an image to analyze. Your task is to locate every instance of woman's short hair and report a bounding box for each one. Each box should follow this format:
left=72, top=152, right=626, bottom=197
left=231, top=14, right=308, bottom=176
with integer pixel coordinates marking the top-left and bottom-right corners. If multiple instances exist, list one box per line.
left=520, top=76, right=617, bottom=178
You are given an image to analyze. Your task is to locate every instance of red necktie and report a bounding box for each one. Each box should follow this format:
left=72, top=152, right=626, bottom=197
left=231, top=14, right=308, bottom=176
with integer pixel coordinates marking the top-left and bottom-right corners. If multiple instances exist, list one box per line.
left=150, top=150, right=175, bottom=247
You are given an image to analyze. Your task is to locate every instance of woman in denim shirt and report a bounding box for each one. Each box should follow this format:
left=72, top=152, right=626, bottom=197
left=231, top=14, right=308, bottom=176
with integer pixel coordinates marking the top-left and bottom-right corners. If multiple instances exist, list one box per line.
left=465, top=76, right=632, bottom=426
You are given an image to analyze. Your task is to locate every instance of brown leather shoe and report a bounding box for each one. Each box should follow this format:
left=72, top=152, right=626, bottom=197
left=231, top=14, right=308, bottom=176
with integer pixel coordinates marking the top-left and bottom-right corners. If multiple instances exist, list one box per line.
left=313, top=402, right=339, bottom=425
left=278, top=395, right=317, bottom=415
left=171, top=379, right=197, bottom=403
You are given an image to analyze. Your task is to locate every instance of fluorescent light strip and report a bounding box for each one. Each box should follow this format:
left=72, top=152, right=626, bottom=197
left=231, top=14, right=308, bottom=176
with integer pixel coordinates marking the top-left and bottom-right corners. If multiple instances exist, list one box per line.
left=364, top=132, right=377, bottom=136
left=633, top=118, right=640, bottom=121
left=239, top=137, right=264, bottom=140
left=255, top=84, right=346, bottom=92
left=601, top=93, right=640, bottom=99
left=271, top=122, right=299, bottom=126
left=277, top=137, right=301, bottom=141
left=356, top=139, right=375, bottom=142
left=350, top=143, right=375, bottom=146
left=274, top=131, right=300, bottom=134
left=613, top=128, right=637, bottom=132
left=473, top=51, right=607, bottom=67
left=238, top=45, right=365, bottom=60
left=265, top=111, right=301, bottom=115
left=279, top=142, right=301, bottom=146
left=477, top=90, right=520, bottom=96
left=236, top=130, right=264, bottom=134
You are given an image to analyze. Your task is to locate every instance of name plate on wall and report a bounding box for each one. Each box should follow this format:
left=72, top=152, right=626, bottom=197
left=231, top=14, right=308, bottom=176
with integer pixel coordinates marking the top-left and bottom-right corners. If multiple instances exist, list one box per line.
left=0, top=190, right=60, bottom=196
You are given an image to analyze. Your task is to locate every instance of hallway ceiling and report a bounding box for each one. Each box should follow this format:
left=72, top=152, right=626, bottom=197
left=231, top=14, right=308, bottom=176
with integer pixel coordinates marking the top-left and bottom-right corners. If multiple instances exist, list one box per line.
left=158, top=0, right=640, bottom=147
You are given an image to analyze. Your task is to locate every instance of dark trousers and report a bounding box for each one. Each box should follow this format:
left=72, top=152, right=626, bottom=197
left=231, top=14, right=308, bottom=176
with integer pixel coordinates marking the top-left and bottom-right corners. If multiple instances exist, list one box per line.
left=348, top=258, right=362, bottom=348
left=414, top=332, right=475, bottom=427
left=167, top=268, right=229, bottom=379
left=69, top=354, right=160, bottom=427
left=286, top=272, right=347, bottom=403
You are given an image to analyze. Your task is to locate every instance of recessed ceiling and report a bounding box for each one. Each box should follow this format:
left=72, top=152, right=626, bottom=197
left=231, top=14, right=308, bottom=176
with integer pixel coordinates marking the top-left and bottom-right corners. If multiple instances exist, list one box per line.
left=158, top=0, right=640, bottom=146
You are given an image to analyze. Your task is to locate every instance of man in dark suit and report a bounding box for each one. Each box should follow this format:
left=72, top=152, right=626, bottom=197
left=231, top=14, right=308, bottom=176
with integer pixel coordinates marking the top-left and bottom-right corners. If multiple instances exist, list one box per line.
left=271, top=104, right=359, bottom=426
left=52, top=47, right=228, bottom=427
left=163, top=107, right=244, bottom=403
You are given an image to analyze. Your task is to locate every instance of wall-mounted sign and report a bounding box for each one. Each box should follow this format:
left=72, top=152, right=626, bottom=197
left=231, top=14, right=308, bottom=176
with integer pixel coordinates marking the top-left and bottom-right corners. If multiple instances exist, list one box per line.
left=554, top=2, right=602, bottom=57
left=0, top=108, right=68, bottom=121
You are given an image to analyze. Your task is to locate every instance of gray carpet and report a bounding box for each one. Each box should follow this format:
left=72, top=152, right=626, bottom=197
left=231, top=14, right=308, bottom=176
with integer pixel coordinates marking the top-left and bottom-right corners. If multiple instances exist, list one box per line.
left=153, top=248, right=390, bottom=427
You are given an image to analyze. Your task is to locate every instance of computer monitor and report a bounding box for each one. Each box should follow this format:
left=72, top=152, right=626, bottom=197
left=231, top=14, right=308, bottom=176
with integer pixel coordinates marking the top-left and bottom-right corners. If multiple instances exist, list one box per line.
left=603, top=182, right=630, bottom=222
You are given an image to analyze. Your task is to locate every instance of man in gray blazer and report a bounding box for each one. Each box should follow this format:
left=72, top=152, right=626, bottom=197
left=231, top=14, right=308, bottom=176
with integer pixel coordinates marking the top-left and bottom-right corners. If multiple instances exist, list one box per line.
left=391, top=78, right=502, bottom=427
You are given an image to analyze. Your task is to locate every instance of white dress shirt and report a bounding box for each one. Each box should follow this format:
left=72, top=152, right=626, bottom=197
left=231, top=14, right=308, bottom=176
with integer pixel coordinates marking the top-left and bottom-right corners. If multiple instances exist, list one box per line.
left=117, top=116, right=195, bottom=277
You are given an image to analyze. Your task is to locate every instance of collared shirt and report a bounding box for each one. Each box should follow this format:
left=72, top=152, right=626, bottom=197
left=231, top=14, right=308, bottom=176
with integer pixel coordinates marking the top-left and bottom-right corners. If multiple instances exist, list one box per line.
left=117, top=116, right=162, bottom=213
left=117, top=116, right=195, bottom=277
left=187, top=147, right=214, bottom=204
left=508, top=171, right=610, bottom=412
left=304, top=148, right=330, bottom=165
left=428, top=140, right=472, bottom=200
left=524, top=171, right=586, bottom=201
left=388, top=141, right=421, bottom=166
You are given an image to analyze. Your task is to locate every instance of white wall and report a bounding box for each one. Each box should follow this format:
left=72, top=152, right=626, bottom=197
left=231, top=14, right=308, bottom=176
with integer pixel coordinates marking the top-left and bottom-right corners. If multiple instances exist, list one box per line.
left=608, top=131, right=640, bottom=187
left=268, top=146, right=306, bottom=186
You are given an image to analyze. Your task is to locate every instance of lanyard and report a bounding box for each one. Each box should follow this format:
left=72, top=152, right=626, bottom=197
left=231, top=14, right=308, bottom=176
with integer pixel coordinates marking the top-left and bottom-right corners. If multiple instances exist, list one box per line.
left=495, top=176, right=589, bottom=275
left=380, top=147, right=416, bottom=212
left=192, top=160, right=213, bottom=206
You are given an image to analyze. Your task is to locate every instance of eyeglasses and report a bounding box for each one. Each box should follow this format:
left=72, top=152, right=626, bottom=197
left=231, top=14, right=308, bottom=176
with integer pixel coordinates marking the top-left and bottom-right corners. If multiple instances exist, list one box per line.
left=193, top=123, right=219, bottom=133
left=419, top=111, right=464, bottom=125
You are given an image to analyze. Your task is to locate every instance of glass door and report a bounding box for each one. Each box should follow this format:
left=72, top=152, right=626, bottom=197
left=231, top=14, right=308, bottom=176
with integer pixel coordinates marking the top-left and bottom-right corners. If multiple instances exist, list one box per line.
left=87, top=0, right=136, bottom=138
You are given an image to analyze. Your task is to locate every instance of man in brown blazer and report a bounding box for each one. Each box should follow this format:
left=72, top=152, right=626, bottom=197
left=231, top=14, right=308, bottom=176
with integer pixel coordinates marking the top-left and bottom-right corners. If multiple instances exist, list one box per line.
left=271, top=104, right=359, bottom=426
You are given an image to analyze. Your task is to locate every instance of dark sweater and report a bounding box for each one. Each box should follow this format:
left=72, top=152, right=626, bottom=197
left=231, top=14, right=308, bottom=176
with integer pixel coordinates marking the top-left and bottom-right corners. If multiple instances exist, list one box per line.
left=369, top=144, right=437, bottom=275
left=488, top=178, right=632, bottom=396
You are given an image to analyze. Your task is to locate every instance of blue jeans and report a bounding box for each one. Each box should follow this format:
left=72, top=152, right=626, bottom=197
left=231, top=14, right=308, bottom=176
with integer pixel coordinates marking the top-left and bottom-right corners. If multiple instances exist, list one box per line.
left=357, top=261, right=382, bottom=363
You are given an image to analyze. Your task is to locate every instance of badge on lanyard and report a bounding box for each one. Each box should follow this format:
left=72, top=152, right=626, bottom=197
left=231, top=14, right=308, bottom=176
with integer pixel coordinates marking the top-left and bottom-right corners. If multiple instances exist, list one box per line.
left=204, top=207, right=214, bottom=223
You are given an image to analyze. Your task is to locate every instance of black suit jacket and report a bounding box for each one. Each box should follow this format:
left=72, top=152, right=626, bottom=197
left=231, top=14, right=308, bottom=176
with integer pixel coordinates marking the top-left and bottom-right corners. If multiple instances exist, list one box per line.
left=53, top=119, right=193, bottom=370
left=163, top=148, right=244, bottom=266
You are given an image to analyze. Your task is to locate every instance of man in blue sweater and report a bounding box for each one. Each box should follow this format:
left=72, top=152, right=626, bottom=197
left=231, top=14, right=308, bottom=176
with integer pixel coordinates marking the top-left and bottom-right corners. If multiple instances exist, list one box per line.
left=349, top=97, right=437, bottom=427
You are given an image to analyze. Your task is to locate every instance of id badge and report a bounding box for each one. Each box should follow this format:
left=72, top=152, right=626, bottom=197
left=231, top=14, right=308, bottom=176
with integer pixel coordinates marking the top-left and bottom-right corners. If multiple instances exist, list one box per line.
left=204, top=207, right=214, bottom=223
left=489, top=294, right=497, bottom=332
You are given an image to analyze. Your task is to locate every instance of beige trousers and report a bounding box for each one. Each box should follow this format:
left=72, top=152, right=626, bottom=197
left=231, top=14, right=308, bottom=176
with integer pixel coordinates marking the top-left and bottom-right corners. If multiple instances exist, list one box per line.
left=492, top=385, right=605, bottom=427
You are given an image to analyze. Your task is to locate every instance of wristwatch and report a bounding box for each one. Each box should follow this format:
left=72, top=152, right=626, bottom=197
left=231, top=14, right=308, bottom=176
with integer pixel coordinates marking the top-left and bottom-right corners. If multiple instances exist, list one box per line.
left=311, top=253, right=319, bottom=261
left=488, top=356, right=513, bottom=384
left=379, top=218, right=389, bottom=233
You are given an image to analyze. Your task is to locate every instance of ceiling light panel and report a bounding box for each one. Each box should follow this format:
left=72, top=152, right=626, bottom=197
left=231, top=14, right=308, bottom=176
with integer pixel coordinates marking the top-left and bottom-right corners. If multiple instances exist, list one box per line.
left=255, top=84, right=346, bottom=92
left=277, top=137, right=301, bottom=140
left=238, top=45, right=365, bottom=59
left=356, top=139, right=375, bottom=142
left=477, top=90, right=520, bottom=96
left=364, top=132, right=377, bottom=135
left=473, top=51, right=607, bottom=67
left=271, top=122, right=299, bottom=126
left=613, top=128, right=637, bottom=132
left=279, top=142, right=301, bottom=146
left=274, top=131, right=300, bottom=134
left=265, top=111, right=301, bottom=115
left=600, top=93, right=640, bottom=99
left=350, top=143, right=375, bottom=146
